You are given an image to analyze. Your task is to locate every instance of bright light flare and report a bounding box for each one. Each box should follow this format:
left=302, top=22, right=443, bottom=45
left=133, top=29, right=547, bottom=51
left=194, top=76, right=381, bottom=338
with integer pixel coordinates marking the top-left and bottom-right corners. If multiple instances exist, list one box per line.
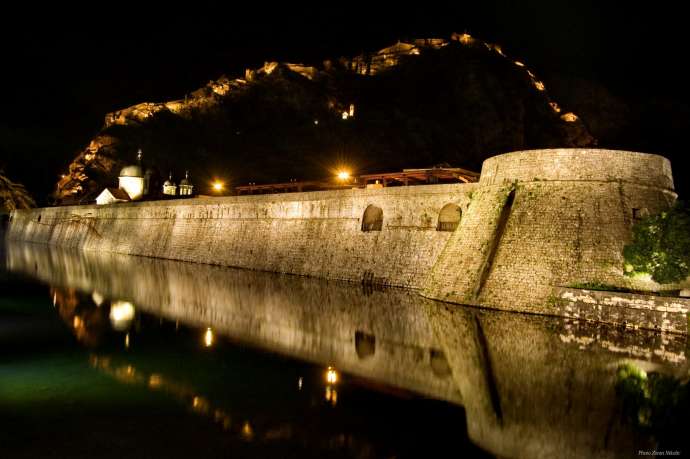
left=212, top=181, right=224, bottom=192
left=204, top=327, right=214, bottom=347
left=326, top=366, right=338, bottom=384
left=336, top=171, right=351, bottom=181
left=110, top=301, right=135, bottom=331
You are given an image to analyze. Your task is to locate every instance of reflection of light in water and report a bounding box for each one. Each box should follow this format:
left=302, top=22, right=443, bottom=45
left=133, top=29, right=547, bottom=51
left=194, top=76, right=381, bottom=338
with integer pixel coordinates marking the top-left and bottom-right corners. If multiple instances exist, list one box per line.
left=109, top=301, right=135, bottom=331
left=92, top=291, right=104, bottom=306
left=204, top=328, right=214, bottom=347
left=325, top=367, right=339, bottom=405
left=125, top=333, right=130, bottom=349
left=241, top=421, right=254, bottom=440
left=325, top=386, right=338, bottom=406
left=149, top=374, right=162, bottom=388
left=298, top=377, right=303, bottom=390
left=53, top=292, right=57, bottom=307
left=326, top=366, right=338, bottom=384
left=89, top=355, right=378, bottom=450
left=73, top=315, right=82, bottom=329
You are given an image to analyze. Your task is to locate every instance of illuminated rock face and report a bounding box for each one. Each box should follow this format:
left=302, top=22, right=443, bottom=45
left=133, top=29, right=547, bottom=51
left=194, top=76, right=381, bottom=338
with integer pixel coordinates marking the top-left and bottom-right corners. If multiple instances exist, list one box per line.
left=54, top=34, right=595, bottom=204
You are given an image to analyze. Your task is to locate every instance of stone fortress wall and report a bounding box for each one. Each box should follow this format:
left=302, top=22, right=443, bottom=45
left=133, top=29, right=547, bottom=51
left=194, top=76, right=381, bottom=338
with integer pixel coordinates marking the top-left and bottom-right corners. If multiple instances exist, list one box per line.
left=423, top=149, right=679, bottom=313
left=7, top=183, right=476, bottom=289
left=7, top=148, right=686, bottom=321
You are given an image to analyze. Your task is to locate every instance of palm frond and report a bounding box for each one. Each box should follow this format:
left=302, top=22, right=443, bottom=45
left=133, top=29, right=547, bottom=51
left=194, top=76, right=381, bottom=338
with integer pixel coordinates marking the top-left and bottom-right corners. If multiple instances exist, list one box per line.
left=0, top=172, right=36, bottom=212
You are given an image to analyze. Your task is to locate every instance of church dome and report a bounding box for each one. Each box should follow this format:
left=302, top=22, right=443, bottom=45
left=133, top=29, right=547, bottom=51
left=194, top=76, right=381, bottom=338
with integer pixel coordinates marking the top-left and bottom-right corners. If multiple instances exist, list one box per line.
left=180, top=171, right=192, bottom=186
left=163, top=178, right=175, bottom=187
left=119, top=165, right=144, bottom=178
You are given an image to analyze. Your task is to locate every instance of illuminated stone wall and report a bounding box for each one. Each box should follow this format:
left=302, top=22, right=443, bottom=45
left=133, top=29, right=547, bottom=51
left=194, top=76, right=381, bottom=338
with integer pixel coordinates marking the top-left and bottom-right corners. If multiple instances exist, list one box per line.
left=423, top=149, right=677, bottom=314
left=7, top=183, right=476, bottom=289
left=8, top=149, right=680, bottom=317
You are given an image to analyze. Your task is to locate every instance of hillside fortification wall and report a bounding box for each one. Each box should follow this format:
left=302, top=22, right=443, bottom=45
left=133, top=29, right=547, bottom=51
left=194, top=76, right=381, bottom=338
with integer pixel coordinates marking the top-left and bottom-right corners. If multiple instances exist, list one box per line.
left=7, top=149, right=680, bottom=318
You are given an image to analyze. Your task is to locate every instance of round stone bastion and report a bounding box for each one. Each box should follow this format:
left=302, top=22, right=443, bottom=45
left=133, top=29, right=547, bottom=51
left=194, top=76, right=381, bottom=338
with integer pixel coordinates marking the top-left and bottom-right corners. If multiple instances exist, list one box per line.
left=478, top=148, right=675, bottom=190
left=423, top=148, right=677, bottom=315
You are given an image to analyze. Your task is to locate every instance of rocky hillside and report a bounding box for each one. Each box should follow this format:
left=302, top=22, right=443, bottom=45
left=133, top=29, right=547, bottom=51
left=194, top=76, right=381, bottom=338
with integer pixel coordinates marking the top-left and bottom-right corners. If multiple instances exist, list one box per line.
left=55, top=33, right=595, bottom=203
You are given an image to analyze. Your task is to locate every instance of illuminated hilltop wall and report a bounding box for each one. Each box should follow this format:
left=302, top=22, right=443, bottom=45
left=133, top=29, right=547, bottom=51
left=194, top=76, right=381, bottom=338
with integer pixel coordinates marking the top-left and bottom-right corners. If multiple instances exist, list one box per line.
left=7, top=149, right=680, bottom=317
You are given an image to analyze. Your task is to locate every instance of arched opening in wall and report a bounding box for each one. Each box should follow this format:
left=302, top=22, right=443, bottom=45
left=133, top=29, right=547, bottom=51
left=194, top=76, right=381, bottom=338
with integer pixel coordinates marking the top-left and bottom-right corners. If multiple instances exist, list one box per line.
left=361, top=205, right=383, bottom=232
left=436, top=203, right=462, bottom=231
left=37, top=214, right=41, bottom=223
left=429, top=349, right=452, bottom=378
left=355, top=331, right=376, bottom=359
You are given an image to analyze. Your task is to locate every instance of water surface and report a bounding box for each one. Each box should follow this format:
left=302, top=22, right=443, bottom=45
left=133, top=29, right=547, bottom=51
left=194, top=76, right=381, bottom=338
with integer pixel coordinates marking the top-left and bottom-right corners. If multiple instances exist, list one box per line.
left=1, top=242, right=688, bottom=458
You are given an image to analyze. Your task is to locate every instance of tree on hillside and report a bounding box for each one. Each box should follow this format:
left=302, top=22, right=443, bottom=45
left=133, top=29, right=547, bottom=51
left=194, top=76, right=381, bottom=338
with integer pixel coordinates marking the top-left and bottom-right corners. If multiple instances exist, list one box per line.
left=623, top=202, right=690, bottom=284
left=0, top=171, right=36, bottom=212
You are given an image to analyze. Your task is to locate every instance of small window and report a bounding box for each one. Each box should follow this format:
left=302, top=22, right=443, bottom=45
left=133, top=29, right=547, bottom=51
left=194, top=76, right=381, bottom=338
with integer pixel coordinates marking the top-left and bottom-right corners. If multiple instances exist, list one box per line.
left=437, top=203, right=462, bottom=232
left=37, top=214, right=42, bottom=223
left=361, top=205, right=383, bottom=231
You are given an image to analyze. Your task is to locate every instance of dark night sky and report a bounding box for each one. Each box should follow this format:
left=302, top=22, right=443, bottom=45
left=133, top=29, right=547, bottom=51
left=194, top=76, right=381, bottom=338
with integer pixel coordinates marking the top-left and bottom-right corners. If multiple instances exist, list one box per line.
left=1, top=2, right=689, bottom=199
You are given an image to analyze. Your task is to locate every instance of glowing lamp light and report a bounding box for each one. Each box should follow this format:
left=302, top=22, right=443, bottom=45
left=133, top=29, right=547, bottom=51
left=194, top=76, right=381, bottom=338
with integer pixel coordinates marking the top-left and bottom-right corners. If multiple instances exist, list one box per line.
left=212, top=181, right=224, bottom=192
left=326, top=366, right=338, bottom=385
left=336, top=171, right=351, bottom=181
left=204, top=327, right=214, bottom=347
left=109, top=301, right=135, bottom=331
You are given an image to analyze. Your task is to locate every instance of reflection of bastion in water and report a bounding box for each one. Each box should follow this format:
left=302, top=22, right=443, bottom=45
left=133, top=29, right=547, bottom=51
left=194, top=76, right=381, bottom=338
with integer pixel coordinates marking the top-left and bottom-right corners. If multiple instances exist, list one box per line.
left=6, top=243, right=689, bottom=459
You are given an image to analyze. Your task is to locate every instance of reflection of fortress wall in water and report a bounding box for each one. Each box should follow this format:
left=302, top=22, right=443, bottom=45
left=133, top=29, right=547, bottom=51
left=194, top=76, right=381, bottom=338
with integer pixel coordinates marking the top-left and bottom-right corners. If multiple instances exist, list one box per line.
left=6, top=243, right=461, bottom=404
left=7, top=244, right=687, bottom=459
left=425, top=306, right=675, bottom=459
left=7, top=149, right=683, bottom=321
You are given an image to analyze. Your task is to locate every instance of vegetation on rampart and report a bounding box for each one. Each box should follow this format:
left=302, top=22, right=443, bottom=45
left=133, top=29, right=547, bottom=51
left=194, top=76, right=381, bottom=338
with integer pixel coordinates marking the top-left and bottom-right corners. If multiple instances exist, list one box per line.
left=623, top=202, right=690, bottom=284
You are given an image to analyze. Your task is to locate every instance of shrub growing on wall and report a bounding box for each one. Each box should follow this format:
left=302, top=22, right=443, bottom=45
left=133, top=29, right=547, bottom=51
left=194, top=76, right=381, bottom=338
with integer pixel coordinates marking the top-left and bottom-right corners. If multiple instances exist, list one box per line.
left=623, top=202, right=690, bottom=284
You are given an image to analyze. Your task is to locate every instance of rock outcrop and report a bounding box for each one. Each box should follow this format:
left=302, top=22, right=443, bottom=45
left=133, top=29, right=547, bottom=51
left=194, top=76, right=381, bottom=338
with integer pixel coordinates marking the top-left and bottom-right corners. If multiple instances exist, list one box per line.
left=55, top=33, right=595, bottom=204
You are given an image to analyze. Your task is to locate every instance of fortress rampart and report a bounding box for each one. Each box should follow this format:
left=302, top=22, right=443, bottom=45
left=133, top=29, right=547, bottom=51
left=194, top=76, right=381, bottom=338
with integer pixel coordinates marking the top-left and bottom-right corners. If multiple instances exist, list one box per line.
left=423, top=149, right=678, bottom=313
left=7, top=149, right=684, bottom=320
left=7, top=183, right=476, bottom=289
